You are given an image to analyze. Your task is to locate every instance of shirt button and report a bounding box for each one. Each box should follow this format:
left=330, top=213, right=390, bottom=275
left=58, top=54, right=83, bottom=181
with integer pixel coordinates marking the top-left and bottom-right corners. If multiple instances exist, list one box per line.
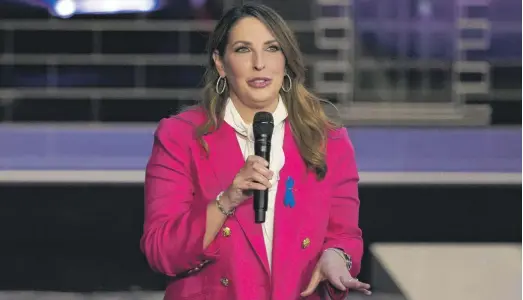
left=222, top=227, right=232, bottom=237
left=220, top=277, right=230, bottom=287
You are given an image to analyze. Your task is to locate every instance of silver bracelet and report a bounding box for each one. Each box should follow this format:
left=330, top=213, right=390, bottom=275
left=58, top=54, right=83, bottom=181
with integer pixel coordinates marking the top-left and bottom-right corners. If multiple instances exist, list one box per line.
left=325, top=248, right=352, bottom=271
left=215, top=192, right=235, bottom=217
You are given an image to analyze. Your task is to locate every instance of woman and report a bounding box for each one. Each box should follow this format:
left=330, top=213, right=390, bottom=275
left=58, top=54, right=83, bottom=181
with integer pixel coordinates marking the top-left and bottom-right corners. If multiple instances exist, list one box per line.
left=141, top=3, right=371, bottom=299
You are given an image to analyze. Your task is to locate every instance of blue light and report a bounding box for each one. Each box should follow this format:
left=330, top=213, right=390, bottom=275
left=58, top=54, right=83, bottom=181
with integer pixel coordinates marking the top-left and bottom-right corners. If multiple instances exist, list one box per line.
left=48, top=0, right=161, bottom=18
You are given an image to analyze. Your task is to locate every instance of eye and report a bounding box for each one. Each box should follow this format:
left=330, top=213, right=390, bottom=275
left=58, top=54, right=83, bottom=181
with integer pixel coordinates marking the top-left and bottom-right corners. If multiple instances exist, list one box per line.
left=267, top=45, right=281, bottom=52
left=234, top=46, right=250, bottom=53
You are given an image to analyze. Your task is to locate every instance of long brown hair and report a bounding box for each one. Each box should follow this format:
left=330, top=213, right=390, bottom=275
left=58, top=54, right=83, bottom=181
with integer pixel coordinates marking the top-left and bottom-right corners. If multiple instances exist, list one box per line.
left=197, top=3, right=340, bottom=180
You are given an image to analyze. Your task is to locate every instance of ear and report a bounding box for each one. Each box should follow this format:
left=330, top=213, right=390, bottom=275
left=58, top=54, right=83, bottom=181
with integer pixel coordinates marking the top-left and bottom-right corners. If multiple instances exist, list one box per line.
left=212, top=50, right=226, bottom=77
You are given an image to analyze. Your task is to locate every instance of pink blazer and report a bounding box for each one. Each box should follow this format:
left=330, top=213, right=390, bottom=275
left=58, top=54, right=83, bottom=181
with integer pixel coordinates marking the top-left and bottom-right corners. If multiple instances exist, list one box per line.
left=141, top=108, right=363, bottom=300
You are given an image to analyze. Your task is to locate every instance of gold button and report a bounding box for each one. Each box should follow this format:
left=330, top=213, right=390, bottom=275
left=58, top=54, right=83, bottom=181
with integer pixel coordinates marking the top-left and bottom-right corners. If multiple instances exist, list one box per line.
left=302, top=237, right=311, bottom=249
left=222, top=227, right=231, bottom=237
left=220, top=277, right=230, bottom=287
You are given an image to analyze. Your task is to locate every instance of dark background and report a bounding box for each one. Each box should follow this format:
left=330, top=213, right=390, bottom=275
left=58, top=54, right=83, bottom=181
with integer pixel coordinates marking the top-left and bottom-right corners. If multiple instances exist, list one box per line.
left=0, top=183, right=520, bottom=291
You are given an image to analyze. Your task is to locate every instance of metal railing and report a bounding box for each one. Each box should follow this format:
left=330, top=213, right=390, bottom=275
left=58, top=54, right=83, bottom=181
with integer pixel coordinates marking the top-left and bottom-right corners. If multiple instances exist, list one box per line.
left=0, top=0, right=520, bottom=125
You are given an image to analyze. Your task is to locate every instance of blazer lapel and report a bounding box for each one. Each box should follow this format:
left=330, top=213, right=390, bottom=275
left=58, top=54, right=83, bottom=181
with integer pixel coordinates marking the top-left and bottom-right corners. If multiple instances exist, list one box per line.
left=202, top=123, right=270, bottom=275
left=271, top=122, right=309, bottom=281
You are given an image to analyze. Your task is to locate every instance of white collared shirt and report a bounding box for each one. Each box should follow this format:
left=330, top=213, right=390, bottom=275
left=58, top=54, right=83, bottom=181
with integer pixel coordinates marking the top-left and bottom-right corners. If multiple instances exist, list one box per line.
left=223, top=96, right=288, bottom=271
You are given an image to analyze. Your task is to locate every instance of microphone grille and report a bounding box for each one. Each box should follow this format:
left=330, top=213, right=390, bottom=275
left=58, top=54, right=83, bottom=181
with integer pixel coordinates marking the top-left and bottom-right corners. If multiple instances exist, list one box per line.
left=253, top=111, right=274, bottom=124
left=253, top=111, right=274, bottom=134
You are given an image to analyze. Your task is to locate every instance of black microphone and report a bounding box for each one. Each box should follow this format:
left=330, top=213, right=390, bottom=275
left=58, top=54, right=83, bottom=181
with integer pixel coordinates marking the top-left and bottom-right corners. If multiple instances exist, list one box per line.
left=253, top=111, right=274, bottom=224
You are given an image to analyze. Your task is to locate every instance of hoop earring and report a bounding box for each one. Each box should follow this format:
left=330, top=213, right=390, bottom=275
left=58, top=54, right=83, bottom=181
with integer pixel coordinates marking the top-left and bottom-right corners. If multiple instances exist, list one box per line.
left=282, top=74, right=292, bottom=93
left=215, top=76, right=227, bottom=95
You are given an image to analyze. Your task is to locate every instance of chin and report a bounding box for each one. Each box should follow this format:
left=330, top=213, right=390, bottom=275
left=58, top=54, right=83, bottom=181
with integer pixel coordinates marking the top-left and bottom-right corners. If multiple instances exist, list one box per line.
left=248, top=97, right=278, bottom=109
left=247, top=91, right=279, bottom=106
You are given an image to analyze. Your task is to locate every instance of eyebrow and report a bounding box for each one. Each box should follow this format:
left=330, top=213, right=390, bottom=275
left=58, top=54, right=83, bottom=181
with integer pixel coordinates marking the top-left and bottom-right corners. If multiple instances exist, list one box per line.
left=231, top=39, right=278, bottom=46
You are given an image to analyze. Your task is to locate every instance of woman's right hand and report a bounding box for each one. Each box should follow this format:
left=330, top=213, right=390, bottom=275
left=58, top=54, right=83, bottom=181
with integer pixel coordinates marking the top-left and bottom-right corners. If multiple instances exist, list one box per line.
left=221, top=155, right=274, bottom=211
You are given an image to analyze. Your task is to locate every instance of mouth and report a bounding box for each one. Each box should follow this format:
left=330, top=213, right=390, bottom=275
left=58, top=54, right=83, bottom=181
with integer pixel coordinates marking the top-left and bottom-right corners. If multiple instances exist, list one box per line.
left=247, top=77, right=272, bottom=88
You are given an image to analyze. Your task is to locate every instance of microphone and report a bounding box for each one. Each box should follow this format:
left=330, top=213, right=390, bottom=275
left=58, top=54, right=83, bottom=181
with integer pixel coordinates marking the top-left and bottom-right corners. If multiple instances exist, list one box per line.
left=252, top=111, right=274, bottom=224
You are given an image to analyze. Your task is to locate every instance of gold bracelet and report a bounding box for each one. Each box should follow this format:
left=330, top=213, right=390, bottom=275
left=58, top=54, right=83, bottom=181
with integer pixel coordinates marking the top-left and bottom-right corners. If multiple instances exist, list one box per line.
left=216, top=192, right=235, bottom=217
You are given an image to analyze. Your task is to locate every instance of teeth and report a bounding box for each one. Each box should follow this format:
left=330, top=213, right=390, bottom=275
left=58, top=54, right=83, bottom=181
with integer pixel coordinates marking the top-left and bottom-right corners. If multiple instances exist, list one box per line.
left=254, top=80, right=265, bottom=83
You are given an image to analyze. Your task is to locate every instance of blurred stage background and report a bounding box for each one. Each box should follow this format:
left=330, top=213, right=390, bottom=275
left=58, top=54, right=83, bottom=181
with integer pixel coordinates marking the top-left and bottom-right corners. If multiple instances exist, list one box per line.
left=0, top=0, right=521, bottom=299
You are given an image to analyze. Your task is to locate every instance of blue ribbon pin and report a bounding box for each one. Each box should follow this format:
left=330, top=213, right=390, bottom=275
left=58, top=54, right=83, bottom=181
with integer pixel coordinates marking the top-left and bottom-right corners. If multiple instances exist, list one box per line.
left=284, top=176, right=296, bottom=208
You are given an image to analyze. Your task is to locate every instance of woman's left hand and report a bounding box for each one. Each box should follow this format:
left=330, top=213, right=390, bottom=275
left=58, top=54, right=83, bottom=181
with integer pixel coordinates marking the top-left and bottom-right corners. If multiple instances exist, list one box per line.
left=300, top=249, right=372, bottom=297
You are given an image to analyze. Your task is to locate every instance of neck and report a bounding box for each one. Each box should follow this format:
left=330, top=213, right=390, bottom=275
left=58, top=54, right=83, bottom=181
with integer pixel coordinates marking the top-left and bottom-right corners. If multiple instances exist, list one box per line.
left=230, top=96, right=279, bottom=124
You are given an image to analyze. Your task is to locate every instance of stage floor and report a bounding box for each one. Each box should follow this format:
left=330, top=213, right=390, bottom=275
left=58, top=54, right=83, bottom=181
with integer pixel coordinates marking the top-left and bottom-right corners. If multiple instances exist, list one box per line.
left=0, top=125, right=521, bottom=185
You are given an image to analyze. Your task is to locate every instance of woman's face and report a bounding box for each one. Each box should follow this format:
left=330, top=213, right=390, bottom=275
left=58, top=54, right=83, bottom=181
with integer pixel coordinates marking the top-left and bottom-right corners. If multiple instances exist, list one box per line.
left=214, top=17, right=286, bottom=114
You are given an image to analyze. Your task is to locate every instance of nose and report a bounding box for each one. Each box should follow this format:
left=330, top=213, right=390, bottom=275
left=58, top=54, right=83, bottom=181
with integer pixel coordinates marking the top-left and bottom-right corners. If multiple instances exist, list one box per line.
left=252, top=52, right=265, bottom=71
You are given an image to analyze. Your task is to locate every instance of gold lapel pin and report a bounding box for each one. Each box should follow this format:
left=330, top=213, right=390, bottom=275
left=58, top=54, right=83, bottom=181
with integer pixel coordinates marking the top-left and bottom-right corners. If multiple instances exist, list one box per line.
left=302, top=237, right=311, bottom=249
left=222, top=227, right=231, bottom=237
